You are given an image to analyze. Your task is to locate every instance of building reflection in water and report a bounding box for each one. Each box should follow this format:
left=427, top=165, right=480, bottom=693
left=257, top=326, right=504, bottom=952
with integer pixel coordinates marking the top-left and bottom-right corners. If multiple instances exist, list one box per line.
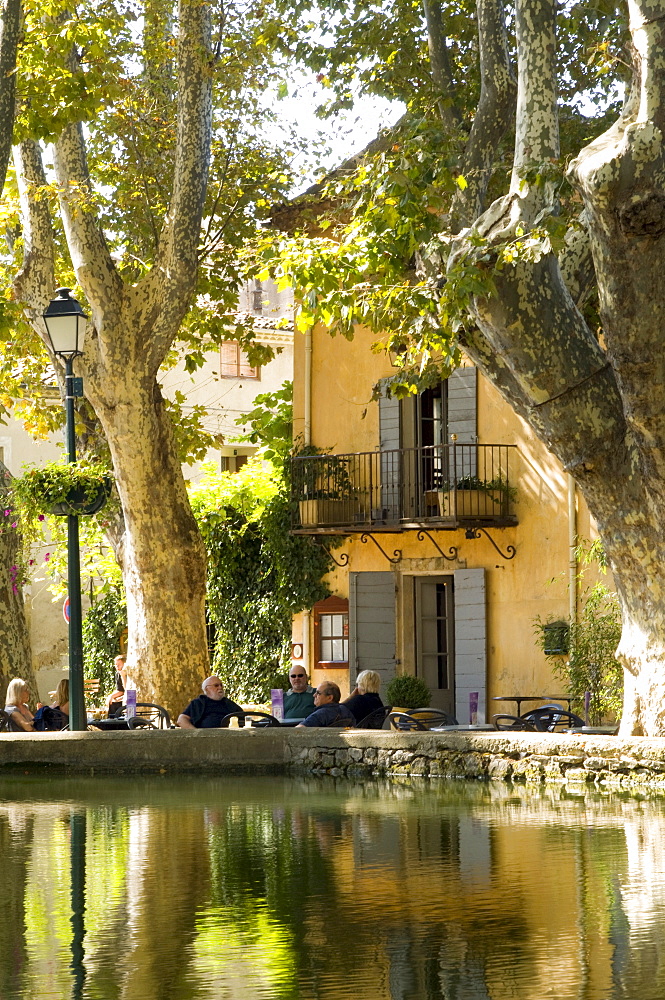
left=2, top=777, right=665, bottom=999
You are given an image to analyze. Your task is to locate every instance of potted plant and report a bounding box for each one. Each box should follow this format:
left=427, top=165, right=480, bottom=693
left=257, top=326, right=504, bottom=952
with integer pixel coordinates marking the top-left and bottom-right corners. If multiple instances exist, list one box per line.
left=11, top=461, right=114, bottom=521
left=438, top=474, right=516, bottom=517
left=385, top=674, right=432, bottom=710
left=295, top=450, right=359, bottom=526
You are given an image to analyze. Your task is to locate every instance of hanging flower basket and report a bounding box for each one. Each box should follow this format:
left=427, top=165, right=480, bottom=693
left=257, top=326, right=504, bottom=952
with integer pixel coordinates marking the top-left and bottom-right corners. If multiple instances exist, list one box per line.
left=48, top=479, right=113, bottom=516
left=11, top=461, right=114, bottom=523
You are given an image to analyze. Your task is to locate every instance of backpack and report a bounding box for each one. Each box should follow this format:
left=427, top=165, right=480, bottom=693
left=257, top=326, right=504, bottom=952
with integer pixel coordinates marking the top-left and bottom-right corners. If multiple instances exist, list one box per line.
left=32, top=706, right=68, bottom=731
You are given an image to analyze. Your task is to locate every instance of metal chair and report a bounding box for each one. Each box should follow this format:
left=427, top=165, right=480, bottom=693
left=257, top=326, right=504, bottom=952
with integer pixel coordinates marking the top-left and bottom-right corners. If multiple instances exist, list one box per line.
left=404, top=708, right=459, bottom=729
left=522, top=707, right=585, bottom=732
left=389, top=712, right=430, bottom=731
left=0, top=708, right=12, bottom=732
left=492, top=714, right=537, bottom=731
left=354, top=705, right=393, bottom=729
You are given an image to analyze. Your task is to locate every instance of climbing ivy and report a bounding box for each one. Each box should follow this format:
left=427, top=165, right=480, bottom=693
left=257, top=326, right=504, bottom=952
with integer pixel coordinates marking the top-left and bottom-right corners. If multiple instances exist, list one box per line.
left=81, top=587, right=127, bottom=696
left=189, top=461, right=334, bottom=703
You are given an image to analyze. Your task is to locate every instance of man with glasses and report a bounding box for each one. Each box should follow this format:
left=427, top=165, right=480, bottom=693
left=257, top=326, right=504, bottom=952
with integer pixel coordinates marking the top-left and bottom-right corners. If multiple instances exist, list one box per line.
left=296, top=681, right=355, bottom=728
left=283, top=667, right=316, bottom=721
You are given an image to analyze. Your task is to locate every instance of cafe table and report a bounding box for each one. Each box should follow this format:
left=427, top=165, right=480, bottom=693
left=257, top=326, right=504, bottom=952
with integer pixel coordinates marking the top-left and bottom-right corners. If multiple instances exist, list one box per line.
left=492, top=694, right=574, bottom=716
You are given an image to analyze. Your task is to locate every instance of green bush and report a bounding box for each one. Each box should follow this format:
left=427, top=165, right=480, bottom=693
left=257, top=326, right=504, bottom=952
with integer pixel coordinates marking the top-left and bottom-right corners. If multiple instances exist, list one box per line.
left=534, top=583, right=622, bottom=724
left=82, top=588, right=127, bottom=696
left=385, top=674, right=431, bottom=709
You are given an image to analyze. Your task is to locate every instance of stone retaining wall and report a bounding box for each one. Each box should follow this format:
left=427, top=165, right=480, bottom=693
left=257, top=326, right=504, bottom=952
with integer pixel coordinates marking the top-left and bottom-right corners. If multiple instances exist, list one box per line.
left=286, top=732, right=665, bottom=789
left=4, top=729, right=665, bottom=789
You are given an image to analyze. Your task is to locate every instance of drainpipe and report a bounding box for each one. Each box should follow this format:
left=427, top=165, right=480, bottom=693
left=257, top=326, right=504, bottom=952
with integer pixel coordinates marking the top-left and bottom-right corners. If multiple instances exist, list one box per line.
left=304, top=327, right=312, bottom=448
left=567, top=474, right=577, bottom=628
left=303, top=326, right=313, bottom=673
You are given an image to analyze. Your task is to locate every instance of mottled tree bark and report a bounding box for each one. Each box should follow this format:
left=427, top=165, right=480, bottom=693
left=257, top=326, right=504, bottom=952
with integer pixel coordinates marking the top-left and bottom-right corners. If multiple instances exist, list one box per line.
left=13, top=0, right=213, bottom=715
left=450, top=0, right=665, bottom=734
left=0, top=465, right=36, bottom=706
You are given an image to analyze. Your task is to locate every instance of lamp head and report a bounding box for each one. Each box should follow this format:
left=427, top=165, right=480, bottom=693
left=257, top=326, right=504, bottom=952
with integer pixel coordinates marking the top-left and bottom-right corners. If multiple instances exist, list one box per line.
left=43, top=288, right=88, bottom=358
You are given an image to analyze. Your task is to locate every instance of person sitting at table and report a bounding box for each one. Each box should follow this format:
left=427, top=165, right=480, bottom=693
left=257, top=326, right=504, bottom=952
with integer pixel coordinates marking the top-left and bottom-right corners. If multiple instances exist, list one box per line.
left=283, top=667, right=316, bottom=720
left=4, top=677, right=35, bottom=731
left=342, top=670, right=383, bottom=725
left=177, top=676, right=243, bottom=729
left=32, top=678, right=70, bottom=731
left=107, top=654, right=128, bottom=717
left=296, top=681, right=355, bottom=728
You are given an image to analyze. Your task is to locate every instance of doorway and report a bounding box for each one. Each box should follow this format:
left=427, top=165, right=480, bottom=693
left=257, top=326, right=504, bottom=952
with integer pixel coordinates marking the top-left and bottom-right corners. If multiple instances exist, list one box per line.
left=414, top=576, right=455, bottom=715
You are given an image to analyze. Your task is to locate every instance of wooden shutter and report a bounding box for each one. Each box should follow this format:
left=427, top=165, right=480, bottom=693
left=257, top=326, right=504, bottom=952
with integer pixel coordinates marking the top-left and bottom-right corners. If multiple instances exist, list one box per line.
left=447, top=366, right=477, bottom=481
left=453, top=567, right=486, bottom=723
left=377, top=379, right=402, bottom=521
left=221, top=341, right=240, bottom=377
left=349, top=571, right=397, bottom=690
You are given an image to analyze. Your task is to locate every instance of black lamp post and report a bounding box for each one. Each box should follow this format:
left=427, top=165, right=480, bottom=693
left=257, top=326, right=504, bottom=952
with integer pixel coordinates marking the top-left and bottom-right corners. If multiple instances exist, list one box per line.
left=43, top=288, right=88, bottom=732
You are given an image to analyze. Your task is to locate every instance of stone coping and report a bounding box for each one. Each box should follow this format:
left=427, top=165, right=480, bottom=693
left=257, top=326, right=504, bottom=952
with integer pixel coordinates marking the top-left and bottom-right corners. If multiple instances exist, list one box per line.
left=2, top=729, right=665, bottom=788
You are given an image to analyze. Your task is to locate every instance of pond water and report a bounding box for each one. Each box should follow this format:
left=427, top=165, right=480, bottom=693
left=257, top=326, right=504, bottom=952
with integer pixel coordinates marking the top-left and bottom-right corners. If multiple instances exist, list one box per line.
left=2, top=772, right=665, bottom=999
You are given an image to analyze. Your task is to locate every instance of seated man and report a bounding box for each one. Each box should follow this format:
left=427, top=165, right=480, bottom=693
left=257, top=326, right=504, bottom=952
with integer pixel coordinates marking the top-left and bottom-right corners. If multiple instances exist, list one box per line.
left=177, top=676, right=243, bottom=729
left=283, top=668, right=315, bottom=720
left=296, top=681, right=355, bottom=728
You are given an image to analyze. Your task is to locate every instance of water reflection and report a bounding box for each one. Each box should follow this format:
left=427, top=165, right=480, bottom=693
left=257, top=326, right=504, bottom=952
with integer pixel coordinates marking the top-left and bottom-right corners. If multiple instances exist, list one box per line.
left=3, top=776, right=665, bottom=999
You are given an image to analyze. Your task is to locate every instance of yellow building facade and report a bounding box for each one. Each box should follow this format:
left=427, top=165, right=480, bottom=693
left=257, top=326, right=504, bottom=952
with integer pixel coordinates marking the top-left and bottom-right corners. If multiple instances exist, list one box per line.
left=290, top=322, right=599, bottom=723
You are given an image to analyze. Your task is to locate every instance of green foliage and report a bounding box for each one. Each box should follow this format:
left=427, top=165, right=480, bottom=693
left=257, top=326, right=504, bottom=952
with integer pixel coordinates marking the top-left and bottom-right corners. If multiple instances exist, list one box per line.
left=385, top=674, right=432, bottom=709
left=189, top=461, right=334, bottom=703
left=235, top=380, right=293, bottom=466
left=534, top=584, right=622, bottom=725
left=81, top=588, right=127, bottom=696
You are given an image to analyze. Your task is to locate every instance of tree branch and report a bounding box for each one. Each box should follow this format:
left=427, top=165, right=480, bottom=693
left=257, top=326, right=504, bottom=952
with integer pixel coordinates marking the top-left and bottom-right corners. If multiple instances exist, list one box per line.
left=13, top=140, right=56, bottom=323
left=452, top=0, right=516, bottom=231
left=53, top=122, right=122, bottom=305
left=0, top=0, right=20, bottom=198
left=421, top=0, right=460, bottom=127
left=511, top=0, right=559, bottom=216
left=156, top=0, right=213, bottom=296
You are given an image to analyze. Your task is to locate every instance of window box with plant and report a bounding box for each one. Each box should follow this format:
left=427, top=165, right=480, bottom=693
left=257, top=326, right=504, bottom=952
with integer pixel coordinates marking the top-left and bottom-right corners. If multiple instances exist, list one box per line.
left=438, top=475, right=517, bottom=518
left=294, top=450, right=361, bottom=527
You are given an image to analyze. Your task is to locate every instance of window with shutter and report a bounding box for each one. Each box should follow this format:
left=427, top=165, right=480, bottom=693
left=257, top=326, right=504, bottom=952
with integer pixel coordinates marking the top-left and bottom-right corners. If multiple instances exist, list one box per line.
left=220, top=341, right=260, bottom=379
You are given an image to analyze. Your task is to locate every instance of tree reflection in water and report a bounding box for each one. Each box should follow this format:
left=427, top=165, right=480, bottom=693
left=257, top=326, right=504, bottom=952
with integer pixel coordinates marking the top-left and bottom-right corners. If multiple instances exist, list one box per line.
left=3, top=776, right=665, bottom=999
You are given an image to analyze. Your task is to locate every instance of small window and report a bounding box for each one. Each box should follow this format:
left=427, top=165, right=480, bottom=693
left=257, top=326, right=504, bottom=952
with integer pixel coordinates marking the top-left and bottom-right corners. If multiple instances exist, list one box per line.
left=313, top=596, right=349, bottom=669
left=220, top=341, right=260, bottom=379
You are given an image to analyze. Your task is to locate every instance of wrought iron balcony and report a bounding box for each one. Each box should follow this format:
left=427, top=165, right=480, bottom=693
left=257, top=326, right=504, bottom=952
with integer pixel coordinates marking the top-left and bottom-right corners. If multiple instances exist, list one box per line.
left=290, top=444, right=518, bottom=533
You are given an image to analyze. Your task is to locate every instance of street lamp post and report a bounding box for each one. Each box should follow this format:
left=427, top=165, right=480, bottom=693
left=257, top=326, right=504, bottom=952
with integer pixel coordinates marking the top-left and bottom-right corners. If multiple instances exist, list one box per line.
left=43, top=288, right=88, bottom=732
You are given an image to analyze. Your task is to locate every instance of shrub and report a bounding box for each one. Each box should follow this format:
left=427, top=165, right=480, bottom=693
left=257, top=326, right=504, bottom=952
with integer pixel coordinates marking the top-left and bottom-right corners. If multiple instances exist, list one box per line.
left=385, top=674, right=431, bottom=709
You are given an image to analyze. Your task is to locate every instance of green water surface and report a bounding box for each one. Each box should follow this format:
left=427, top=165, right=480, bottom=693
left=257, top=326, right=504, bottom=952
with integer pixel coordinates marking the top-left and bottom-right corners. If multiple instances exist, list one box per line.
left=0, top=773, right=663, bottom=999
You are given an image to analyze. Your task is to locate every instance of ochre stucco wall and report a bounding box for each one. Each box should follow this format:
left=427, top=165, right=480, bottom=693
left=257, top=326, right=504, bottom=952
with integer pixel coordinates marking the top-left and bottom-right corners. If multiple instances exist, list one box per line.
left=292, top=323, right=611, bottom=718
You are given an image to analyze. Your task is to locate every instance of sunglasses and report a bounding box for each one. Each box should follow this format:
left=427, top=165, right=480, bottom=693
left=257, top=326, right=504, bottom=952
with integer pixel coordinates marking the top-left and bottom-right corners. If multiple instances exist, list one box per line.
left=290, top=673, right=306, bottom=679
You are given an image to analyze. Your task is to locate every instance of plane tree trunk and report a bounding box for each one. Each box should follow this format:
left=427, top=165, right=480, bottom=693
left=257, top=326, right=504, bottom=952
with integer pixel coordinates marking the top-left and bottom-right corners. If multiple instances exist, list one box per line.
left=449, top=0, right=665, bottom=734
left=12, top=0, right=213, bottom=715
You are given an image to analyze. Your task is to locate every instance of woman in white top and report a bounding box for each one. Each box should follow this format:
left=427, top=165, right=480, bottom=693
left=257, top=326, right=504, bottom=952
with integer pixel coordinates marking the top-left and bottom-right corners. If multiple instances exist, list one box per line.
left=4, top=677, right=35, bottom=732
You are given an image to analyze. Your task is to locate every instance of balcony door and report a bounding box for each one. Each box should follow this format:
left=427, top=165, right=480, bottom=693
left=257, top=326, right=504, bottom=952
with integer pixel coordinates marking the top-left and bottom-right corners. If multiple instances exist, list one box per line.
left=378, top=367, right=477, bottom=521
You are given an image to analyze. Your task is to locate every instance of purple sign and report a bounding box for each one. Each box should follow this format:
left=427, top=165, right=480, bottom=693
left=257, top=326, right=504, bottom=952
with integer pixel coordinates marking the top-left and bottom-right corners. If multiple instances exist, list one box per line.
left=469, top=691, right=479, bottom=725
left=271, top=689, right=284, bottom=721
left=126, top=688, right=136, bottom=719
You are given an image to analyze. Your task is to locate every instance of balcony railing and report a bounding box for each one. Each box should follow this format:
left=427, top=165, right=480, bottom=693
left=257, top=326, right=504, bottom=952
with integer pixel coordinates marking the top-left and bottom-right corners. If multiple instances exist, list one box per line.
left=290, top=444, right=518, bottom=532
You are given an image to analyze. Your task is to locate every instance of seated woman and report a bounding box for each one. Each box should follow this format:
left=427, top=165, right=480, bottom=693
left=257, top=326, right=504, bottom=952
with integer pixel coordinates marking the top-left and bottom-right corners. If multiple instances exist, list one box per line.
left=32, top=677, right=70, bottom=731
left=4, top=677, right=35, bottom=732
left=51, top=678, right=69, bottom=726
left=343, top=670, right=383, bottom=725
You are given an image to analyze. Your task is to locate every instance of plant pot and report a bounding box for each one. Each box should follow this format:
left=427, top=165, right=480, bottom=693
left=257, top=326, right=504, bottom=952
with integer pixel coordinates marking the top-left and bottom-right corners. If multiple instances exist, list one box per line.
left=299, top=498, right=357, bottom=527
left=48, top=480, right=112, bottom=517
left=439, top=489, right=504, bottom=517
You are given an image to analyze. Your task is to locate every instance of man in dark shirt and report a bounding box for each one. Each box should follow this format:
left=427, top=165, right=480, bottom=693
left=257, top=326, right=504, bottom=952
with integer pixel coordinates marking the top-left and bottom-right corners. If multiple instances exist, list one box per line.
left=297, top=681, right=355, bottom=728
left=177, top=676, right=243, bottom=729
